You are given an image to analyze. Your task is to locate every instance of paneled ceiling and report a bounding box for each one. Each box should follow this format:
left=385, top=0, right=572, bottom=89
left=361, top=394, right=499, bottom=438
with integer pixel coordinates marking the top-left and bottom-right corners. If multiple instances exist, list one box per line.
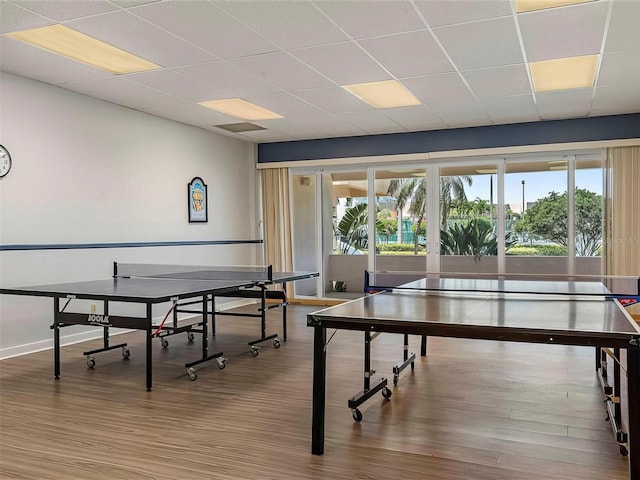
left=1, top=0, right=638, bottom=144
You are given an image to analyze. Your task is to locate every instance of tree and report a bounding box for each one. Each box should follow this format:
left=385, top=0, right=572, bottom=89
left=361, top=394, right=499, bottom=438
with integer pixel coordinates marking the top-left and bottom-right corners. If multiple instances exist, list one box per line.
left=386, top=178, right=426, bottom=254
left=336, top=203, right=387, bottom=253
left=516, top=188, right=602, bottom=256
left=470, top=198, right=490, bottom=217
left=386, top=176, right=472, bottom=253
left=440, top=218, right=516, bottom=261
left=440, top=176, right=473, bottom=227
left=377, top=210, right=398, bottom=244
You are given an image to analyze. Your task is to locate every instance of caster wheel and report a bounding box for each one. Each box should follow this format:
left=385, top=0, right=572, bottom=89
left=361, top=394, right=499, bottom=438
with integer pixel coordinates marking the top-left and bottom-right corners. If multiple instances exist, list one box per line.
left=187, top=333, right=195, bottom=343
left=605, top=414, right=610, bottom=422
left=187, top=368, right=197, bottom=381
left=382, top=387, right=392, bottom=400
left=352, top=409, right=363, bottom=423
left=161, top=338, right=169, bottom=349
left=393, top=374, right=399, bottom=386
left=122, top=348, right=131, bottom=360
left=250, top=346, right=260, bottom=357
left=217, top=358, right=226, bottom=370
left=87, top=357, right=96, bottom=369
left=620, top=445, right=629, bottom=456
left=274, top=339, right=281, bottom=349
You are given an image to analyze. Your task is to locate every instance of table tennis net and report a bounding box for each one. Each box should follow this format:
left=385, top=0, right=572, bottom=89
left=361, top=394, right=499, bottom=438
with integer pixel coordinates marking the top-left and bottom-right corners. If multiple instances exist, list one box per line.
left=365, top=271, right=640, bottom=297
left=114, top=263, right=273, bottom=282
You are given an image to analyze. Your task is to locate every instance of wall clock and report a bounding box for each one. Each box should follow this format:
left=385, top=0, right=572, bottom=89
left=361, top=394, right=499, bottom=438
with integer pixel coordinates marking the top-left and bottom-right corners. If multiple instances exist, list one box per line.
left=0, top=145, right=11, bottom=178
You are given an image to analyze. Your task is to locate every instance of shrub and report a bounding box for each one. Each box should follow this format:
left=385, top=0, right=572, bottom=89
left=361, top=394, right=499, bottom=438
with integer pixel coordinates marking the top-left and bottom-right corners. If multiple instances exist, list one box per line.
left=376, top=243, right=424, bottom=253
left=506, top=245, right=567, bottom=256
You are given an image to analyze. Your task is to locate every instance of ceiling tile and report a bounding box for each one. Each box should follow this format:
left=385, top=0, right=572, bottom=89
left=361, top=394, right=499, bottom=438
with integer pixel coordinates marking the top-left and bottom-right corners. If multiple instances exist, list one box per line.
left=402, top=73, right=476, bottom=106
left=291, top=42, right=390, bottom=85
left=262, top=117, right=334, bottom=138
left=591, top=85, right=640, bottom=116
left=130, top=1, right=279, bottom=59
left=430, top=104, right=492, bottom=128
left=0, top=2, right=52, bottom=34
left=462, top=64, right=531, bottom=98
left=414, top=0, right=513, bottom=27
left=176, top=61, right=282, bottom=98
left=214, top=0, right=349, bottom=49
left=292, top=86, right=374, bottom=114
left=597, top=50, right=640, bottom=87
left=109, top=0, right=159, bottom=7
left=605, top=0, right=640, bottom=53
left=14, top=0, right=118, bottom=22
left=383, top=105, right=448, bottom=131
left=66, top=10, right=216, bottom=68
left=338, top=111, right=406, bottom=135
left=126, top=70, right=229, bottom=102
left=144, top=102, right=241, bottom=127
left=535, top=88, right=594, bottom=120
left=316, top=0, right=425, bottom=39
left=230, top=52, right=334, bottom=91
left=480, top=94, right=540, bottom=124
left=63, top=76, right=186, bottom=110
left=235, top=129, right=295, bottom=143
left=433, top=17, right=523, bottom=70
left=242, top=91, right=325, bottom=117
left=359, top=30, right=455, bottom=78
left=518, top=1, right=609, bottom=62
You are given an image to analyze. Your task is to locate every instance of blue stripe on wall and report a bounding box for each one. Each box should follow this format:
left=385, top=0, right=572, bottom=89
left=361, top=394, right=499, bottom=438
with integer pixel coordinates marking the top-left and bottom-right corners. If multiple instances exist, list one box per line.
left=0, top=240, right=263, bottom=251
left=257, top=113, right=640, bottom=163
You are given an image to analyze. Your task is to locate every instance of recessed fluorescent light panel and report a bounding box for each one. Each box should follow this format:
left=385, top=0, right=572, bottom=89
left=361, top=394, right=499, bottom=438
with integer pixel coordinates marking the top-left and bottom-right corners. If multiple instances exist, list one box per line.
left=6, top=24, right=160, bottom=74
left=516, top=0, right=595, bottom=14
left=342, top=80, right=421, bottom=109
left=529, top=55, right=598, bottom=93
left=199, top=98, right=283, bottom=121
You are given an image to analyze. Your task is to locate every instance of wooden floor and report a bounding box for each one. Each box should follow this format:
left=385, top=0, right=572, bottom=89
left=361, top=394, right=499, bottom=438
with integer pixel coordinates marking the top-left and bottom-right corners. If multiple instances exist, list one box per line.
left=0, top=305, right=631, bottom=480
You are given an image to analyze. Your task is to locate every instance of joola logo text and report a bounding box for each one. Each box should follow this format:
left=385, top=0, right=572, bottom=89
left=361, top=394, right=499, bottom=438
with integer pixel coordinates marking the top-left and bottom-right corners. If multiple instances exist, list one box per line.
left=87, top=314, right=110, bottom=325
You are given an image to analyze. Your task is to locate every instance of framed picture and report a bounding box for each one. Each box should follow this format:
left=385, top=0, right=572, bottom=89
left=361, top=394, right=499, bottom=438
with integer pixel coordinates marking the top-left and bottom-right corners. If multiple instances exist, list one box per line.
left=188, top=177, right=208, bottom=223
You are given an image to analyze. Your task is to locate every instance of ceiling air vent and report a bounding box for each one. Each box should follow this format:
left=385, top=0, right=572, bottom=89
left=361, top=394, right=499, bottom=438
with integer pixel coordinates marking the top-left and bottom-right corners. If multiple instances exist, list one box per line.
left=214, top=123, right=266, bottom=133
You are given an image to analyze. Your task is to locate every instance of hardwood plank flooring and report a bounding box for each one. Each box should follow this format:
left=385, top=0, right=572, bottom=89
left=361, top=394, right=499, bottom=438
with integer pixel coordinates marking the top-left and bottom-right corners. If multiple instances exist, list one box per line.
left=0, top=305, right=630, bottom=479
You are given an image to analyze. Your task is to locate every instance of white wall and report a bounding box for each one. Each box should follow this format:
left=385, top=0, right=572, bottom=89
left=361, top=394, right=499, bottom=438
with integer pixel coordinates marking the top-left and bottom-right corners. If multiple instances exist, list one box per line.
left=0, top=72, right=259, bottom=358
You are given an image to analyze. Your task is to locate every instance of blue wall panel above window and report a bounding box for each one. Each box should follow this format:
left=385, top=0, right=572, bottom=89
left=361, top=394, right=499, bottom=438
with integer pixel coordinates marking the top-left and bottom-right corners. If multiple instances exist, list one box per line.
left=257, top=113, right=640, bottom=164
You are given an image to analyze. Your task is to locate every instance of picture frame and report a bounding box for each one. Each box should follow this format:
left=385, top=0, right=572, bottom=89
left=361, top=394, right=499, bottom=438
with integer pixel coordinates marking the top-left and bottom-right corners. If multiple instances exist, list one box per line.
left=188, top=177, right=208, bottom=223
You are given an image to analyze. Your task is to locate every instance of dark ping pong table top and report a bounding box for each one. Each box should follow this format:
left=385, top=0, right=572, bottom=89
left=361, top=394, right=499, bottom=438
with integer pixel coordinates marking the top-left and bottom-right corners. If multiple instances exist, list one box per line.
left=0, top=270, right=318, bottom=303
left=309, top=287, right=640, bottom=341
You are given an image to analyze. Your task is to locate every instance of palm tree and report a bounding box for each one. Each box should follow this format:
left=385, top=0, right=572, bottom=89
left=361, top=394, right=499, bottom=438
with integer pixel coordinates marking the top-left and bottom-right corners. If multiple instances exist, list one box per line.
left=387, top=175, right=473, bottom=252
left=387, top=178, right=426, bottom=253
left=440, top=176, right=473, bottom=227
left=471, top=198, right=490, bottom=217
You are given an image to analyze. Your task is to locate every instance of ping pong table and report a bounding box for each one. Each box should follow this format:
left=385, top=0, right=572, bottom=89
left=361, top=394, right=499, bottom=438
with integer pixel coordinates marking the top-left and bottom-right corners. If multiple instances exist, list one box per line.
left=307, top=275, right=640, bottom=479
left=0, top=263, right=318, bottom=391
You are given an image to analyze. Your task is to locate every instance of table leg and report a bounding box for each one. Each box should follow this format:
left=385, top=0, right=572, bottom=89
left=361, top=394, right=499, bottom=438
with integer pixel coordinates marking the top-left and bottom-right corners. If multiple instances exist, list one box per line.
left=202, top=294, right=208, bottom=358
left=311, top=326, right=326, bottom=455
left=146, top=303, right=153, bottom=391
left=53, top=298, right=60, bottom=379
left=627, top=348, right=639, bottom=479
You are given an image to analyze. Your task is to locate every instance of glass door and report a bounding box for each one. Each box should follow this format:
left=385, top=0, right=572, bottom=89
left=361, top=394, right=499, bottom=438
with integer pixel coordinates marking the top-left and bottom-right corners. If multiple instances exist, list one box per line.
left=439, top=163, right=500, bottom=275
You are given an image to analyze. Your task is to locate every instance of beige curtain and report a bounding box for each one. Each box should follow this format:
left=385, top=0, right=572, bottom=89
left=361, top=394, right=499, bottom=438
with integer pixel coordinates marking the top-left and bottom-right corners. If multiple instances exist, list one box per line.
left=604, top=146, right=640, bottom=317
left=261, top=168, right=293, bottom=274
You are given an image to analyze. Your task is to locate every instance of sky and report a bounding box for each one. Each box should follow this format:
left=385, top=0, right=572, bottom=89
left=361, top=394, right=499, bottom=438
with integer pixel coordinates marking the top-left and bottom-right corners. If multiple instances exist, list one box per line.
left=464, top=169, right=603, bottom=210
